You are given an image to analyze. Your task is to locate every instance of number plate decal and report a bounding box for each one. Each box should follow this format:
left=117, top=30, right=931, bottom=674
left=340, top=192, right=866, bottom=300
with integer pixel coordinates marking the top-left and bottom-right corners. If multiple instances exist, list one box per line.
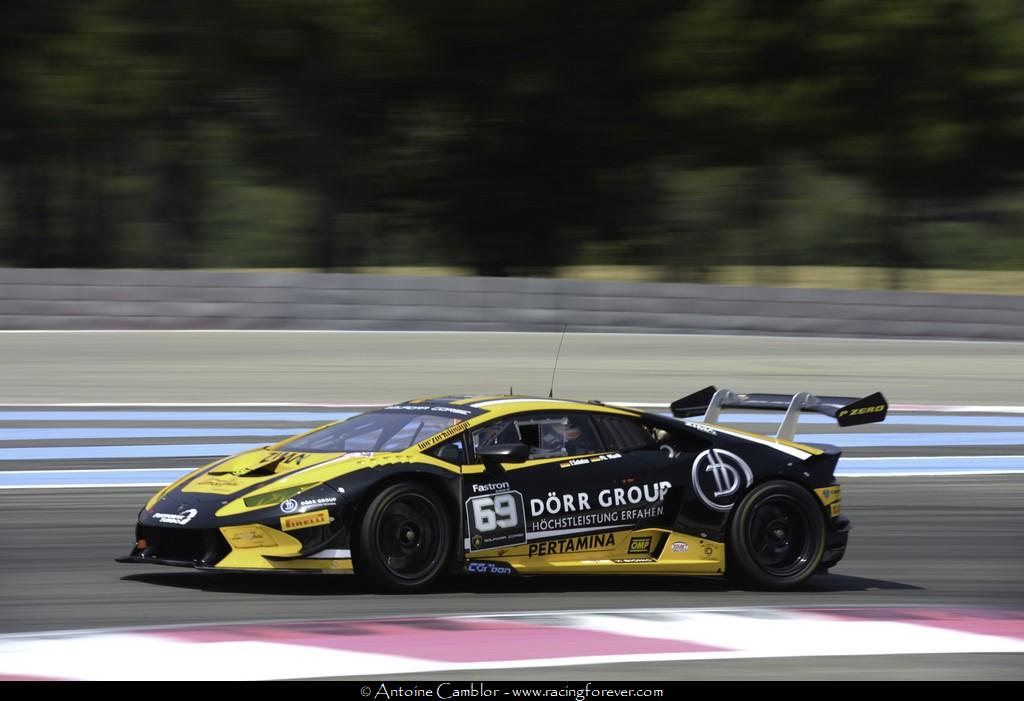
left=466, top=491, right=527, bottom=550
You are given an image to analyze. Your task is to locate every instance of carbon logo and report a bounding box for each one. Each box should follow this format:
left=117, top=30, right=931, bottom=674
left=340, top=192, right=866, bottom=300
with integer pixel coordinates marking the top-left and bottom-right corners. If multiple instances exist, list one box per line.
left=467, top=561, right=513, bottom=575
left=691, top=449, right=753, bottom=512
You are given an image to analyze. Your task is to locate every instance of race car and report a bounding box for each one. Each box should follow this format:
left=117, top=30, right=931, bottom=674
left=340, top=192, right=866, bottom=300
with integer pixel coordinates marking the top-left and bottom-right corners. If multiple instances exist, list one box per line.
left=118, top=387, right=887, bottom=591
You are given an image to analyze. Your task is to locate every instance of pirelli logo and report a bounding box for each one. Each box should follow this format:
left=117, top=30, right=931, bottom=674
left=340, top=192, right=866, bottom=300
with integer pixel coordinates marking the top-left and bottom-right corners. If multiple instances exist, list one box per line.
left=837, top=404, right=885, bottom=418
left=280, top=509, right=330, bottom=532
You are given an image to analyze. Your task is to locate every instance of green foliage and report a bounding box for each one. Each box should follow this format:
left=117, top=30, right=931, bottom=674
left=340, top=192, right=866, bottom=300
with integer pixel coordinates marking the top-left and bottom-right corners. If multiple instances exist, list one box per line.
left=1, top=0, right=1022, bottom=280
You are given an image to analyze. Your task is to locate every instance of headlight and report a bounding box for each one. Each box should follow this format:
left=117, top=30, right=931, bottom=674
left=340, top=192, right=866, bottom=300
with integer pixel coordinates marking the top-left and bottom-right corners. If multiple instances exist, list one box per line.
left=243, top=483, right=317, bottom=508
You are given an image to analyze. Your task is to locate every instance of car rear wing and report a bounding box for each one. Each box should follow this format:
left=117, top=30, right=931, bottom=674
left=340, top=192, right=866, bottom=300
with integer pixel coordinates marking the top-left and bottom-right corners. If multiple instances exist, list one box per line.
left=670, top=386, right=887, bottom=442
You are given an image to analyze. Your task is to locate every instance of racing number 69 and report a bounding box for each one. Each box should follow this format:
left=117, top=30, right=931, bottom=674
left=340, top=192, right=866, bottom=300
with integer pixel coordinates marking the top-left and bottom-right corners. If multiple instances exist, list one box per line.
left=470, top=494, right=519, bottom=532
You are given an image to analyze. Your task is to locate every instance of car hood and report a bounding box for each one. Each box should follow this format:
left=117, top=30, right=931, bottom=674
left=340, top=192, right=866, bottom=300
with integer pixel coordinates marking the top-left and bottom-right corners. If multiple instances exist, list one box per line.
left=180, top=448, right=382, bottom=496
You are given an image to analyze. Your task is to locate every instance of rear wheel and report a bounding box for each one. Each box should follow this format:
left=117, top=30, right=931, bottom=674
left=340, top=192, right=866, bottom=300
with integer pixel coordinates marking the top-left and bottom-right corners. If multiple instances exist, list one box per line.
left=353, top=482, right=452, bottom=593
left=727, top=480, right=825, bottom=590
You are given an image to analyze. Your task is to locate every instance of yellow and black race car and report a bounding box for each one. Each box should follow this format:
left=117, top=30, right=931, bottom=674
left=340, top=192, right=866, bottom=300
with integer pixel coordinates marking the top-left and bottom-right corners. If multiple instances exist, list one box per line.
left=118, top=387, right=887, bottom=591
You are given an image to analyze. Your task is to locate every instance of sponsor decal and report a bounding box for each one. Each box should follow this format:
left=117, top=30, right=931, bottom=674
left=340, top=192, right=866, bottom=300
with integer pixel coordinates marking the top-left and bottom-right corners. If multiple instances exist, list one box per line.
left=280, top=509, right=330, bottom=532
left=613, top=557, right=655, bottom=564
left=628, top=536, right=652, bottom=554
left=691, top=449, right=753, bottom=512
left=830, top=502, right=841, bottom=517
left=472, top=481, right=511, bottom=494
left=467, top=561, right=514, bottom=575
left=152, top=508, right=198, bottom=525
left=194, top=476, right=240, bottom=488
left=671, top=541, right=689, bottom=553
left=230, top=451, right=308, bottom=477
left=527, top=480, right=673, bottom=534
left=222, top=526, right=273, bottom=549
left=466, top=491, right=527, bottom=550
left=386, top=404, right=473, bottom=417
left=528, top=533, right=615, bottom=558
left=815, top=485, right=841, bottom=506
left=685, top=422, right=717, bottom=436
left=558, top=452, right=622, bottom=468
left=524, top=478, right=675, bottom=532
left=837, top=404, right=885, bottom=419
left=280, top=495, right=337, bottom=513
left=417, top=422, right=469, bottom=449
left=529, top=482, right=671, bottom=517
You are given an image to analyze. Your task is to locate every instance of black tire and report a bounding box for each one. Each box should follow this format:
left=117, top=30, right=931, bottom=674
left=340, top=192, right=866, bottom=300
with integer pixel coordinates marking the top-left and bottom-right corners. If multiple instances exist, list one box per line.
left=353, top=482, right=452, bottom=593
left=727, top=480, right=826, bottom=590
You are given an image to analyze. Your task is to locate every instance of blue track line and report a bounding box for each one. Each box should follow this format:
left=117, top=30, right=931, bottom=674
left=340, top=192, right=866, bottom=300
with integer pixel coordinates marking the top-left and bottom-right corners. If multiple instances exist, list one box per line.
left=0, top=411, right=350, bottom=423
left=0, top=427, right=303, bottom=441
left=2, top=456, right=1022, bottom=488
left=0, top=443, right=261, bottom=461
left=4, top=431, right=1024, bottom=461
left=838, top=456, right=1024, bottom=476
left=796, top=432, right=1024, bottom=447
left=1, top=409, right=1024, bottom=427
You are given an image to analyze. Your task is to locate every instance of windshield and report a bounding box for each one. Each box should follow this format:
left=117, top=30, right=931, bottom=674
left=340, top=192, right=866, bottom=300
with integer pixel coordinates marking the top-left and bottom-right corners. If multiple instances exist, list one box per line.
left=278, top=411, right=463, bottom=453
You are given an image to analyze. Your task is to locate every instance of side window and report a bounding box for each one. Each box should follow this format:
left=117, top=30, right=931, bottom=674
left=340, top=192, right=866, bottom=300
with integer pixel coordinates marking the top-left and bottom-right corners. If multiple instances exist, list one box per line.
left=472, top=413, right=602, bottom=460
left=594, top=415, right=655, bottom=452
left=428, top=436, right=467, bottom=465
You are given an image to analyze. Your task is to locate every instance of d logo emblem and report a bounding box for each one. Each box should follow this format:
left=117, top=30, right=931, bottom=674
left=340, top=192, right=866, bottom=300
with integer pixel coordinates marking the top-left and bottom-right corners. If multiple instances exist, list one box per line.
left=691, top=449, right=753, bottom=512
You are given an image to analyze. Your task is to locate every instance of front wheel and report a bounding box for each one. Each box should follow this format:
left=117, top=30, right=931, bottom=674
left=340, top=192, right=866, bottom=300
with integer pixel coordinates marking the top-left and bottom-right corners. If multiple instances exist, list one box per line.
left=727, top=480, right=826, bottom=590
left=353, top=482, right=452, bottom=593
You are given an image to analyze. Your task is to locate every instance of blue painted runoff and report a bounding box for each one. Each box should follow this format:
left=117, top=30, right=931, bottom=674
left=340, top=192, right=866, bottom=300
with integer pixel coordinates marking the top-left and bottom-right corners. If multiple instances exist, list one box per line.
left=2, top=456, right=1022, bottom=488
left=0, top=427, right=305, bottom=441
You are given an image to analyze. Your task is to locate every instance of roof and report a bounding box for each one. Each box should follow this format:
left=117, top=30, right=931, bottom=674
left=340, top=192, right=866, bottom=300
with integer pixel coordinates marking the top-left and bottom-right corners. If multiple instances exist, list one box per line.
left=394, top=395, right=642, bottom=421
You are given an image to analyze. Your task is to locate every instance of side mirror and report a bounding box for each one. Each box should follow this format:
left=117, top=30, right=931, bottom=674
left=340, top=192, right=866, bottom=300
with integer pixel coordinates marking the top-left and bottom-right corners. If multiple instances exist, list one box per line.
left=476, top=443, right=531, bottom=473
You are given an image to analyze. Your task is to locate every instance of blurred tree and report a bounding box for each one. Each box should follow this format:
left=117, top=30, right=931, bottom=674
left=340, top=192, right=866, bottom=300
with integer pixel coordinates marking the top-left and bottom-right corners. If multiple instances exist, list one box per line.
left=652, top=0, right=1024, bottom=282
left=403, top=0, right=669, bottom=275
left=213, top=0, right=427, bottom=270
left=1, top=0, right=1023, bottom=277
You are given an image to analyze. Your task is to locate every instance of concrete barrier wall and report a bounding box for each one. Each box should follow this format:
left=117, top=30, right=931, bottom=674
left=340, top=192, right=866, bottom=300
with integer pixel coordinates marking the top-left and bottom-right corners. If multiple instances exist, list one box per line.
left=1, top=268, right=1022, bottom=340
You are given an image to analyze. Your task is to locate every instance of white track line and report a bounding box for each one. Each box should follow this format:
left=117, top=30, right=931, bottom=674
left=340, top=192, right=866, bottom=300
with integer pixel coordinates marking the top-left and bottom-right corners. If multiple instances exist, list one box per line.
left=2, top=401, right=1024, bottom=413
left=0, top=328, right=1019, bottom=345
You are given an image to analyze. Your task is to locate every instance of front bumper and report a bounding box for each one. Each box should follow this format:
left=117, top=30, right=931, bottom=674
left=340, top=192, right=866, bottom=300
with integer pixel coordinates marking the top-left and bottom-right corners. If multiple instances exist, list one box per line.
left=116, top=519, right=352, bottom=572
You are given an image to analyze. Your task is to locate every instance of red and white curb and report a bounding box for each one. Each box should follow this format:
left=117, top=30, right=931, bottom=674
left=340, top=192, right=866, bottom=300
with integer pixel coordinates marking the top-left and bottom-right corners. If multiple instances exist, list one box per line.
left=1, top=607, right=1023, bottom=680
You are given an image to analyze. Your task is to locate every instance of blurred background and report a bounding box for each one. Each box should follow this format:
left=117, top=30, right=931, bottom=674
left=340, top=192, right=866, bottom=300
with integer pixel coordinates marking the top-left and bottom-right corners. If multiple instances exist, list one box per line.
left=2, top=0, right=1023, bottom=291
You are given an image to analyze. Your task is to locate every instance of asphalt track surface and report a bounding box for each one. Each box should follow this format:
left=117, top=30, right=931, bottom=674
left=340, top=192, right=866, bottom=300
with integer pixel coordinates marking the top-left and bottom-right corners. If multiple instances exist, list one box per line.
left=0, top=331, right=1022, bottom=679
left=1, top=477, right=1021, bottom=679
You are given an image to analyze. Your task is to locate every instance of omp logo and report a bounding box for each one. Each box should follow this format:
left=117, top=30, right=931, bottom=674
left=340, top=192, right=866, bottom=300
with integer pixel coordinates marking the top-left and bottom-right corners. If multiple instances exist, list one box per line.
left=837, top=404, right=885, bottom=418
left=691, top=449, right=753, bottom=512
left=628, top=536, right=652, bottom=554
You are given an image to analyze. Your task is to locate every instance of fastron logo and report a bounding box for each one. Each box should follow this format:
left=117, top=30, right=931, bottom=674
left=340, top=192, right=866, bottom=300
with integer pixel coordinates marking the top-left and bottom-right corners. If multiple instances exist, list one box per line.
left=152, top=508, right=198, bottom=525
left=691, top=449, right=753, bottom=512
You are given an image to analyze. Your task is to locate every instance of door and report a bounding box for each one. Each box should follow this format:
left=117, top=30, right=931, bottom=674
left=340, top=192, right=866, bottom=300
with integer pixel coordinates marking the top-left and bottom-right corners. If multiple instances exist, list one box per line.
left=461, top=411, right=674, bottom=557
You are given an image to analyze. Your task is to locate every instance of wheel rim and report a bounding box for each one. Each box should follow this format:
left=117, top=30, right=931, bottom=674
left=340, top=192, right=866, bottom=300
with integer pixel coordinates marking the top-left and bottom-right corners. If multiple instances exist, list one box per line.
left=375, top=493, right=445, bottom=581
left=745, top=494, right=814, bottom=577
